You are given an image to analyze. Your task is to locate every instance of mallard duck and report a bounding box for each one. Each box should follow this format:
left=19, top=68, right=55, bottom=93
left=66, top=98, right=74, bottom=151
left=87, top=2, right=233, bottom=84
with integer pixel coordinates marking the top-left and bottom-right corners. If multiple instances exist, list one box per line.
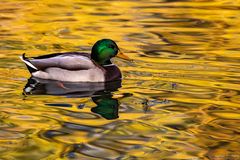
left=20, top=39, right=131, bottom=82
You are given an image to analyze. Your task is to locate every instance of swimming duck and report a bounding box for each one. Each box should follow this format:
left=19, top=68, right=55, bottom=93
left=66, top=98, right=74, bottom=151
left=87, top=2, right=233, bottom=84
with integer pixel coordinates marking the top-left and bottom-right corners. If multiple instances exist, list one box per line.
left=20, top=39, right=131, bottom=82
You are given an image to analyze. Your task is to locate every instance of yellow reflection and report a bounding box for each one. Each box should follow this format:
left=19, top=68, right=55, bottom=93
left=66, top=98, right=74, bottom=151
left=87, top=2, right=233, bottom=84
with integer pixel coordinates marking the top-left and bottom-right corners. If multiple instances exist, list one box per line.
left=0, top=0, right=240, bottom=159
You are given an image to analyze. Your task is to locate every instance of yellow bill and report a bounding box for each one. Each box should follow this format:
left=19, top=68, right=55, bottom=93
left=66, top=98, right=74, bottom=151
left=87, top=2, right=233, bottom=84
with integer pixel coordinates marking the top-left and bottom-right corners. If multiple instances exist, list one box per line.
left=116, top=50, right=132, bottom=61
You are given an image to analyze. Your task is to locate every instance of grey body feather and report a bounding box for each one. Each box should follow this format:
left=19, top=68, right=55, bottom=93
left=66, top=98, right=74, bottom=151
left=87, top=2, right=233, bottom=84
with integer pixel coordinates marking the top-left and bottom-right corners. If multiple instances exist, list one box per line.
left=30, top=53, right=96, bottom=70
left=32, top=67, right=105, bottom=82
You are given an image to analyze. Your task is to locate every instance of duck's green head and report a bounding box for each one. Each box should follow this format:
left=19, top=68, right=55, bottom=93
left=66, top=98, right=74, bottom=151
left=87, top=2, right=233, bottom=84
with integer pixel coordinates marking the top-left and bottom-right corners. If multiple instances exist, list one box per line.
left=91, top=39, right=130, bottom=65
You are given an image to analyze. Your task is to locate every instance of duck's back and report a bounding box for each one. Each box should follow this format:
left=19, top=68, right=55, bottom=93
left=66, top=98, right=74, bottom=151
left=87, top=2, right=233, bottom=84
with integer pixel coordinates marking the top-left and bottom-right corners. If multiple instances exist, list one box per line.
left=28, top=52, right=96, bottom=71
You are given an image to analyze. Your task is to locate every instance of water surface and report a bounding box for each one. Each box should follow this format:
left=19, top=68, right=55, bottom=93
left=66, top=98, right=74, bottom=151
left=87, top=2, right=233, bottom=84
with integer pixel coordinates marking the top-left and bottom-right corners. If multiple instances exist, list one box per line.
left=0, top=0, right=240, bottom=159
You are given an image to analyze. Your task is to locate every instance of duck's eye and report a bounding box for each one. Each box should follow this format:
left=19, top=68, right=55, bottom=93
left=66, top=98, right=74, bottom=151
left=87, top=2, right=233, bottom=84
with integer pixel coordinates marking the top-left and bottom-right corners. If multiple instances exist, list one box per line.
left=109, top=44, right=115, bottom=49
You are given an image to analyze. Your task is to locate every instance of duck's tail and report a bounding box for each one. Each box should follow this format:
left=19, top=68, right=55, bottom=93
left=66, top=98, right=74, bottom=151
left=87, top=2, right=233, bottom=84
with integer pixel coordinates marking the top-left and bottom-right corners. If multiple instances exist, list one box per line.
left=19, top=53, right=38, bottom=73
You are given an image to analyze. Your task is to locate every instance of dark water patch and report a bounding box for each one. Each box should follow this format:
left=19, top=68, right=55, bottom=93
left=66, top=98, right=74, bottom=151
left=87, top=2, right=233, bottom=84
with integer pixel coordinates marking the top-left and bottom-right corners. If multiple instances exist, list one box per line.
left=108, top=18, right=130, bottom=22
left=150, top=32, right=181, bottom=45
left=90, top=12, right=120, bottom=16
left=52, top=18, right=78, bottom=22
left=144, top=49, right=181, bottom=57
left=0, top=16, right=14, bottom=21
left=70, top=143, right=121, bottom=160
left=61, top=110, right=99, bottom=119
left=63, top=122, right=102, bottom=132
left=32, top=12, right=71, bottom=17
left=77, top=104, right=85, bottom=109
left=126, top=33, right=154, bottom=40
left=165, top=124, right=187, bottom=130
left=45, top=103, right=72, bottom=107
left=0, top=8, right=19, bottom=13
left=74, top=2, right=109, bottom=7
left=42, top=130, right=68, bottom=139
left=0, top=33, right=16, bottom=36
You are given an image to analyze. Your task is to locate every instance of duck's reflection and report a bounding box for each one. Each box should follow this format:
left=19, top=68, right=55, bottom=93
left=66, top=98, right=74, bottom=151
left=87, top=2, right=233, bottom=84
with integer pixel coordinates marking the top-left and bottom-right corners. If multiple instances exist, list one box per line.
left=23, top=77, right=126, bottom=120
left=91, top=95, right=119, bottom=120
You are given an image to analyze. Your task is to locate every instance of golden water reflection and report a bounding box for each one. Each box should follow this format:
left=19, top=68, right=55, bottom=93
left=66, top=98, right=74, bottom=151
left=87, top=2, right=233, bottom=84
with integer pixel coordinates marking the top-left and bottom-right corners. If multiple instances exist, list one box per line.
left=0, top=0, right=240, bottom=159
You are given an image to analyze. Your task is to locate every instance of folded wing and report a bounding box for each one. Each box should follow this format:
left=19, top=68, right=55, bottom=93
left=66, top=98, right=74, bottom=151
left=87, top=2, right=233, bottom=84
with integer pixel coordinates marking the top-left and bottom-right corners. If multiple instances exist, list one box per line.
left=30, top=52, right=96, bottom=70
